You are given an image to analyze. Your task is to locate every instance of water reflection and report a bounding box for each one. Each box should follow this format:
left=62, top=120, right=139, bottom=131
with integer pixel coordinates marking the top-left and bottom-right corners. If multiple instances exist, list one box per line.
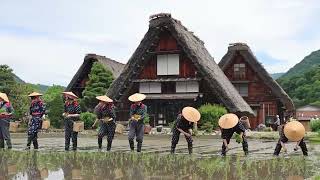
left=0, top=151, right=317, bottom=180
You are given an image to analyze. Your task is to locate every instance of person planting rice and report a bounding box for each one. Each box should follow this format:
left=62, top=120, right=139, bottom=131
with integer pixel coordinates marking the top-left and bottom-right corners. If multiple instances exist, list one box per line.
left=170, top=107, right=201, bottom=154
left=273, top=120, right=308, bottom=156
left=128, top=93, right=147, bottom=152
left=0, top=92, right=14, bottom=149
left=92, top=95, right=116, bottom=151
left=219, top=113, right=249, bottom=156
left=26, top=92, right=46, bottom=150
left=62, top=92, right=81, bottom=151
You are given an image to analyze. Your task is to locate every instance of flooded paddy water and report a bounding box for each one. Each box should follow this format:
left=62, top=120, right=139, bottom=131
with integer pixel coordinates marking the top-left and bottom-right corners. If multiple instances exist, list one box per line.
left=1, top=133, right=320, bottom=179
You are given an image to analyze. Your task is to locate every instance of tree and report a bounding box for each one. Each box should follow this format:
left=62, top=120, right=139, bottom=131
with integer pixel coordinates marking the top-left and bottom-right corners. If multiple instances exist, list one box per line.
left=44, top=85, right=65, bottom=128
left=81, top=62, right=114, bottom=111
left=278, top=65, right=320, bottom=107
left=0, top=65, right=15, bottom=94
left=9, top=83, right=37, bottom=120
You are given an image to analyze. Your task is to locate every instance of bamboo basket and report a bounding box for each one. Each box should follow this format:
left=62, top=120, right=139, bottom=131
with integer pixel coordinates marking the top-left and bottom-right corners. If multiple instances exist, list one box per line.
left=73, top=121, right=84, bottom=132
left=240, top=116, right=251, bottom=129
left=42, top=120, right=50, bottom=130
left=9, top=122, right=19, bottom=133
left=71, top=169, right=82, bottom=179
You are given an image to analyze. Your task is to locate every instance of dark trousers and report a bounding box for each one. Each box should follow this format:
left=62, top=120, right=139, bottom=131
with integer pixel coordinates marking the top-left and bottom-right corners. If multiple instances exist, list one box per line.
left=273, top=138, right=308, bottom=156
left=98, top=121, right=116, bottom=151
left=0, top=120, right=12, bottom=149
left=27, top=132, right=39, bottom=149
left=128, top=121, right=144, bottom=152
left=64, top=119, right=78, bottom=151
left=221, top=135, right=248, bottom=156
left=171, top=128, right=193, bottom=154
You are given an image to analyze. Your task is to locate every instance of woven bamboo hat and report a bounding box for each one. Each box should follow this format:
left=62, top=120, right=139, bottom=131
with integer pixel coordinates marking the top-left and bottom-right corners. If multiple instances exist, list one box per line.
left=28, top=92, right=43, bottom=97
left=218, top=113, right=239, bottom=129
left=96, top=95, right=113, bottom=103
left=182, top=107, right=201, bottom=123
left=284, top=121, right=305, bottom=141
left=62, top=92, right=78, bottom=99
left=128, top=93, right=146, bottom=102
left=0, top=92, right=9, bottom=102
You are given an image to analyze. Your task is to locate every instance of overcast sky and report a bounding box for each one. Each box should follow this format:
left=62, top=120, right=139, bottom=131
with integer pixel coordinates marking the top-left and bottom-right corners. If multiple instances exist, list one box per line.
left=0, top=0, right=319, bottom=86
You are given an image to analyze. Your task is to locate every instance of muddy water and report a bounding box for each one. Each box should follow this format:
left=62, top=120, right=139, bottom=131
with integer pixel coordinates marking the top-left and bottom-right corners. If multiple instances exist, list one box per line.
left=0, top=150, right=319, bottom=180
left=1, top=135, right=320, bottom=179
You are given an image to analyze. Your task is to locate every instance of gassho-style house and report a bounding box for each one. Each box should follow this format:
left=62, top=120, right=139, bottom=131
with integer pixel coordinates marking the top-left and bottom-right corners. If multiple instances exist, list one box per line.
left=66, top=13, right=294, bottom=129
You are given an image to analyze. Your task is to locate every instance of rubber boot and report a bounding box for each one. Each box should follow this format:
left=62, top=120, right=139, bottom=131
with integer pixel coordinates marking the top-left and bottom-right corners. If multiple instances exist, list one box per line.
left=137, top=142, right=142, bottom=153
left=6, top=139, right=12, bottom=149
left=33, top=138, right=39, bottom=149
left=72, top=138, right=77, bottom=151
left=242, top=139, right=249, bottom=156
left=107, top=140, right=112, bottom=151
left=0, top=139, right=4, bottom=149
left=299, top=140, right=308, bottom=156
left=26, top=136, right=32, bottom=150
left=170, top=144, right=176, bottom=154
left=129, top=140, right=134, bottom=151
left=188, top=143, right=192, bottom=154
left=98, top=137, right=103, bottom=149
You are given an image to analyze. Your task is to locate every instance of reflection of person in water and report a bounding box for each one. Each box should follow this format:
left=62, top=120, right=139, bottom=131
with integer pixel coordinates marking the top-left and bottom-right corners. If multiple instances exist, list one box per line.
left=62, top=153, right=82, bottom=180
left=26, top=151, right=41, bottom=180
left=0, top=154, right=9, bottom=180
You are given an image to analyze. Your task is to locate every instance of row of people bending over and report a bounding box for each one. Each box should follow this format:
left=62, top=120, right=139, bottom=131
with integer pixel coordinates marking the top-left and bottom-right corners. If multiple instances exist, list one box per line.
left=0, top=92, right=308, bottom=156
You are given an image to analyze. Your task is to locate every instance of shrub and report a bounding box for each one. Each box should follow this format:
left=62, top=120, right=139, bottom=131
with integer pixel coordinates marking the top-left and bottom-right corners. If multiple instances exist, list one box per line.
left=198, top=104, right=227, bottom=131
left=310, top=118, right=320, bottom=132
left=200, top=122, right=214, bottom=133
left=80, top=112, right=97, bottom=129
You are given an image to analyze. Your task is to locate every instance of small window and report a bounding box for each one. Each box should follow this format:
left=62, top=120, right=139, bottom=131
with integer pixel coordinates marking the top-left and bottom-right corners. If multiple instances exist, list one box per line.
left=234, top=63, right=246, bottom=79
left=139, top=82, right=161, bottom=93
left=234, top=83, right=248, bottom=97
left=176, top=81, right=199, bottom=93
left=157, top=54, right=179, bottom=75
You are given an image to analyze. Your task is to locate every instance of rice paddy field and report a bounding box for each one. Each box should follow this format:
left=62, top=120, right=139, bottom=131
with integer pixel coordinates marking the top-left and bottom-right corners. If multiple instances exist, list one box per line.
left=1, top=133, right=320, bottom=180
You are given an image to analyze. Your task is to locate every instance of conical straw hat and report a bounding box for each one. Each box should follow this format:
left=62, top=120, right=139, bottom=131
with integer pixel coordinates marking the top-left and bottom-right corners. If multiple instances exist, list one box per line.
left=62, top=92, right=78, bottom=99
left=128, top=93, right=146, bottom=102
left=182, top=107, right=201, bottom=123
left=96, top=95, right=113, bottom=103
left=218, top=113, right=239, bottom=129
left=28, top=92, right=43, bottom=97
left=284, top=121, right=305, bottom=141
left=0, top=92, right=10, bottom=102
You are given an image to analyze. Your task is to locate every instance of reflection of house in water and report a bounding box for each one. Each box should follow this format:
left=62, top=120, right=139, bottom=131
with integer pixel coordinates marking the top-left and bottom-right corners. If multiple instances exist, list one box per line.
left=66, top=54, right=125, bottom=98
left=296, top=105, right=320, bottom=131
left=219, top=43, right=295, bottom=129
left=107, top=13, right=253, bottom=126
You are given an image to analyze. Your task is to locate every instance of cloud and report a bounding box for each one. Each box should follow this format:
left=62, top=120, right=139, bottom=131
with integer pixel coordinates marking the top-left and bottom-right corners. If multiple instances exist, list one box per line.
left=0, top=0, right=319, bottom=86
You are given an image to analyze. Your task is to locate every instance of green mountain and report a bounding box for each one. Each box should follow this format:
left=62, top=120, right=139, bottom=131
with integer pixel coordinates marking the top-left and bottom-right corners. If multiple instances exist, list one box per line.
left=13, top=74, right=56, bottom=93
left=277, top=49, right=320, bottom=107
left=281, top=49, right=320, bottom=79
left=270, top=73, right=285, bottom=80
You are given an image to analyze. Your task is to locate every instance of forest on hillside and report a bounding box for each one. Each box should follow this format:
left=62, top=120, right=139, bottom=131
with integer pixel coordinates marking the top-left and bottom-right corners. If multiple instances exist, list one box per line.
left=278, top=49, right=320, bottom=107
left=278, top=65, right=320, bottom=107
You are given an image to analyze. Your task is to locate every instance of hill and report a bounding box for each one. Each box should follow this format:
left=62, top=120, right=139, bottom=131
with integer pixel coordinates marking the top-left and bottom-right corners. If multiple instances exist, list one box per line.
left=281, top=49, right=320, bottom=79
left=277, top=65, right=320, bottom=107
left=270, top=73, right=284, bottom=80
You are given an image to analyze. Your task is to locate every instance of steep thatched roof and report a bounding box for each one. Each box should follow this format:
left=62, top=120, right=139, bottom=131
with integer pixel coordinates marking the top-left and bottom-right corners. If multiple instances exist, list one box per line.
left=219, top=43, right=295, bottom=112
left=107, top=14, right=254, bottom=115
left=66, top=54, right=125, bottom=91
